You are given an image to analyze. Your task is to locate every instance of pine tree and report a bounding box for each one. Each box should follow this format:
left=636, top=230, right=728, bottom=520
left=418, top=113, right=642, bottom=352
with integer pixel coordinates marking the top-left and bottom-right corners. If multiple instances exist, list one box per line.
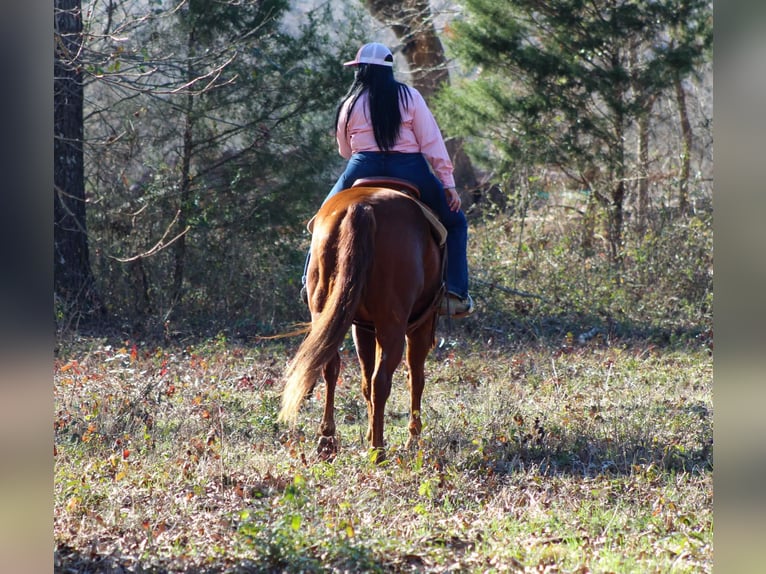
left=437, top=0, right=712, bottom=260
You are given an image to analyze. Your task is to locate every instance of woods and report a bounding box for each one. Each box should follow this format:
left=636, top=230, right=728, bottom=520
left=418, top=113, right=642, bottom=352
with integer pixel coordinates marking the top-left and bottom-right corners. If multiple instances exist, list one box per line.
left=435, top=0, right=712, bottom=260
left=55, top=0, right=369, bottom=331
left=54, top=0, right=712, bottom=337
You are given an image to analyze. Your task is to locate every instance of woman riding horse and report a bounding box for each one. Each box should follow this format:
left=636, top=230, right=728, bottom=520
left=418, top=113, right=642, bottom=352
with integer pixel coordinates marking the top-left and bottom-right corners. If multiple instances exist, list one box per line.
left=303, top=42, right=473, bottom=318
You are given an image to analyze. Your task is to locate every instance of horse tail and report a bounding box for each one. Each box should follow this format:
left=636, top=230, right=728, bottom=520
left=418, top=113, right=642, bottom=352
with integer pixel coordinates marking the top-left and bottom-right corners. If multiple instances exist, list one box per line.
left=279, top=202, right=375, bottom=422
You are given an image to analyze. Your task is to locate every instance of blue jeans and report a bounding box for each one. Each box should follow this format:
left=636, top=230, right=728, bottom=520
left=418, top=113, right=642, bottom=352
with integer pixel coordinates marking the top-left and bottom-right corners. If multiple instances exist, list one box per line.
left=318, top=152, right=469, bottom=298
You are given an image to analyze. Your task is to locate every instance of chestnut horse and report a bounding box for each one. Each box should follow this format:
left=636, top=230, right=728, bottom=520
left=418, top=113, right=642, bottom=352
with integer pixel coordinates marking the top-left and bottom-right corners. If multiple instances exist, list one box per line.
left=278, top=182, right=445, bottom=463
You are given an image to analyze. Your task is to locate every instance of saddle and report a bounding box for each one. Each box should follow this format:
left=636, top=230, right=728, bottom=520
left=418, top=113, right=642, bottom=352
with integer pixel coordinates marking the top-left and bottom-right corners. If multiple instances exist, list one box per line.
left=351, top=177, right=420, bottom=199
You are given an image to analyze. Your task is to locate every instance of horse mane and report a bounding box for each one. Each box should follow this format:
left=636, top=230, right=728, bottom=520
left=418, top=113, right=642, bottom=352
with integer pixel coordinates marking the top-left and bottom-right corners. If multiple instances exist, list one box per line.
left=278, top=202, right=376, bottom=421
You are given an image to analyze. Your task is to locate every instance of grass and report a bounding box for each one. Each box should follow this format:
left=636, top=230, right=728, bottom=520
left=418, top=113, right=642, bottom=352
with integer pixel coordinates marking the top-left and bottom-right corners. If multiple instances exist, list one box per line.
left=54, top=330, right=712, bottom=573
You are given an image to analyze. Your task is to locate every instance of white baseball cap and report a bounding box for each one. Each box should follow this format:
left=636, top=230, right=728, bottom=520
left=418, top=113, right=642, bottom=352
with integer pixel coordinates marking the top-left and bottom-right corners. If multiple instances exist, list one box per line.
left=343, top=42, right=394, bottom=67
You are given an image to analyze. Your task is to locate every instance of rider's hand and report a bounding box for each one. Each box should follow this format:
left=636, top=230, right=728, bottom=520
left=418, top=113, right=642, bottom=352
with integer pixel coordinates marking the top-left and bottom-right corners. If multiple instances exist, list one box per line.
left=445, top=187, right=461, bottom=212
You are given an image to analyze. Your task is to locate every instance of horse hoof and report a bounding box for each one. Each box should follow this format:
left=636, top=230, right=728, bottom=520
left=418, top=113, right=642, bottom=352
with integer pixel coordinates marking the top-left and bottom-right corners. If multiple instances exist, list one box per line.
left=317, top=436, right=338, bottom=460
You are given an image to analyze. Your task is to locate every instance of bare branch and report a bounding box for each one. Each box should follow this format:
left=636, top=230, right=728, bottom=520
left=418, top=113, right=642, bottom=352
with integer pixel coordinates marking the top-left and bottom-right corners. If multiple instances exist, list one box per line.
left=472, top=278, right=550, bottom=303
left=109, top=209, right=190, bottom=262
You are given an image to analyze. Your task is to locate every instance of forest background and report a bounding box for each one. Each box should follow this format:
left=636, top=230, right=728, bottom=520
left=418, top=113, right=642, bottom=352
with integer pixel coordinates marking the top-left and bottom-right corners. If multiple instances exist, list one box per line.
left=49, top=0, right=722, bottom=572
left=54, top=0, right=713, bottom=341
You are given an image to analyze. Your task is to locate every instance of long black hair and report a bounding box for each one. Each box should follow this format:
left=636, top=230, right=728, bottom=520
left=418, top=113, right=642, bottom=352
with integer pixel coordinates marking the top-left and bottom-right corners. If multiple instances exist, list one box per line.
left=335, top=63, right=412, bottom=151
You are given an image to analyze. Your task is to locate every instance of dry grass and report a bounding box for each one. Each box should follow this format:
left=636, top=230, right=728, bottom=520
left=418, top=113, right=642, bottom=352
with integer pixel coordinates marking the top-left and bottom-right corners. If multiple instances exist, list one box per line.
left=54, top=330, right=712, bottom=573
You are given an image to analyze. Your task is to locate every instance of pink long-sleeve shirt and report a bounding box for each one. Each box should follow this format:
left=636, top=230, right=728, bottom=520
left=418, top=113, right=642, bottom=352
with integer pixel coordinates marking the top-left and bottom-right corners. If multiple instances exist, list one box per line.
left=336, top=86, right=456, bottom=189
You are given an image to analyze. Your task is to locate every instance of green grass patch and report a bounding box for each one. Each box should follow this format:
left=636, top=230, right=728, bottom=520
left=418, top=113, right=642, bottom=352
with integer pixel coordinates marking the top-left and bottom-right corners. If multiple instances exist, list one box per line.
left=55, top=334, right=712, bottom=572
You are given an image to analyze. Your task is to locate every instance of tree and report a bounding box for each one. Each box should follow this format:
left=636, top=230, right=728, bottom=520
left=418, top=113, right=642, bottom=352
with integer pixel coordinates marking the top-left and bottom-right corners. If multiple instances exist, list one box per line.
left=54, top=0, right=100, bottom=318
left=362, top=0, right=479, bottom=194
left=75, top=0, right=368, bottom=328
left=667, top=8, right=713, bottom=215
left=436, top=0, right=712, bottom=260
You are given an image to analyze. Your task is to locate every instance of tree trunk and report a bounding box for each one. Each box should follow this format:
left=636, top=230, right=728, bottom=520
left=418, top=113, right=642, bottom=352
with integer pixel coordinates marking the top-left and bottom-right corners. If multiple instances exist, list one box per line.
left=172, top=30, right=196, bottom=306
left=54, top=0, right=99, bottom=313
left=629, top=45, right=655, bottom=235
left=608, top=131, right=627, bottom=264
left=636, top=112, right=650, bottom=234
left=674, top=72, right=692, bottom=215
left=362, top=0, right=478, bottom=194
left=607, top=54, right=627, bottom=266
left=580, top=191, right=597, bottom=255
left=610, top=179, right=625, bottom=264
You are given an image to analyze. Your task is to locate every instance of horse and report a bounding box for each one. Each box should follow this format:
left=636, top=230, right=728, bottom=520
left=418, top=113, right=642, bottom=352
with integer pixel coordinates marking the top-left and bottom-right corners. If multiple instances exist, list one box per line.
left=278, top=179, right=445, bottom=463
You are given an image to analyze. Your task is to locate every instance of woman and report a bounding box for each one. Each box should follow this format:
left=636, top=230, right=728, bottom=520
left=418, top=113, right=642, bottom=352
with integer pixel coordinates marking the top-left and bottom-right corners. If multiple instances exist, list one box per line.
left=304, top=42, right=473, bottom=317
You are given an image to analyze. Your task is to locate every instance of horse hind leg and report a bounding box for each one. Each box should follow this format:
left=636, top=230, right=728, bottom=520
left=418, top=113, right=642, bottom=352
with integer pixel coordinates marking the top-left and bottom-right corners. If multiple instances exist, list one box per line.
left=404, top=317, right=436, bottom=449
left=317, top=351, right=341, bottom=460
left=369, top=331, right=406, bottom=464
left=352, top=325, right=376, bottom=445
